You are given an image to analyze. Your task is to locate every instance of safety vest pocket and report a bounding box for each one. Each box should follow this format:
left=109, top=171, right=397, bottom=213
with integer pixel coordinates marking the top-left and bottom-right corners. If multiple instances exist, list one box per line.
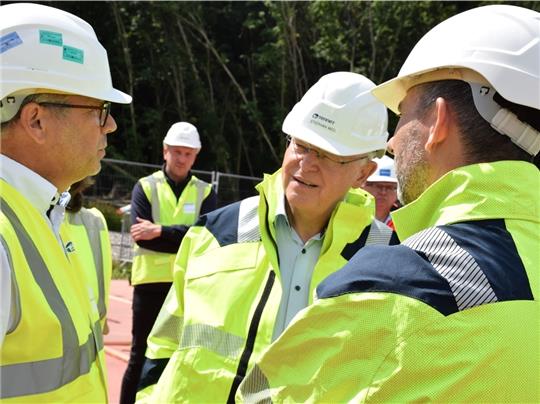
left=185, top=243, right=260, bottom=280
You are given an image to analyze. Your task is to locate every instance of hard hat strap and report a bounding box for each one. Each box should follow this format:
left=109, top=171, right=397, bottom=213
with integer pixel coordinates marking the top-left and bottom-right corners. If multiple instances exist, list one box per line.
left=470, top=83, right=540, bottom=156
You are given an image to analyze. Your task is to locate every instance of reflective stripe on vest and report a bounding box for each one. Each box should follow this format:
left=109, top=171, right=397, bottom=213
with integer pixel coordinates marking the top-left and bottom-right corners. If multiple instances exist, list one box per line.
left=0, top=199, right=103, bottom=399
left=238, top=363, right=271, bottom=404
left=0, top=234, right=21, bottom=333
left=403, top=226, right=498, bottom=311
left=238, top=196, right=261, bottom=242
left=181, top=323, right=245, bottom=358
left=365, top=219, right=393, bottom=246
left=68, top=211, right=107, bottom=320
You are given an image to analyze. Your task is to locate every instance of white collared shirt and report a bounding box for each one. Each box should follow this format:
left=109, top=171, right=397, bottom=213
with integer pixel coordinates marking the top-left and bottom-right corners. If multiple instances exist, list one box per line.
left=0, top=154, right=69, bottom=344
left=272, top=196, right=323, bottom=341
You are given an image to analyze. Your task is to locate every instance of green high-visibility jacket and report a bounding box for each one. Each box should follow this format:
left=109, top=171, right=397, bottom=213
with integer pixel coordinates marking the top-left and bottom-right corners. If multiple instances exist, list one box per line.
left=137, top=169, right=398, bottom=403
left=239, top=161, right=540, bottom=403
left=131, top=171, right=213, bottom=285
left=0, top=180, right=108, bottom=402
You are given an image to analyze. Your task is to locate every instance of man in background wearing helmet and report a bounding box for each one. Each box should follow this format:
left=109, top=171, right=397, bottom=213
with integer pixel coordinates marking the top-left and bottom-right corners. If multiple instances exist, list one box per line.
left=134, top=71, right=398, bottom=403
left=362, top=155, right=399, bottom=229
left=0, top=3, right=131, bottom=401
left=120, top=121, right=216, bottom=404
left=238, top=5, right=539, bottom=402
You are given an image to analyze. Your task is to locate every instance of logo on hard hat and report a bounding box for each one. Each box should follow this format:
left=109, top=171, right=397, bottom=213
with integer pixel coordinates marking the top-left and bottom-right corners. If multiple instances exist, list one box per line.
left=310, top=112, right=336, bottom=133
left=311, top=113, right=335, bottom=125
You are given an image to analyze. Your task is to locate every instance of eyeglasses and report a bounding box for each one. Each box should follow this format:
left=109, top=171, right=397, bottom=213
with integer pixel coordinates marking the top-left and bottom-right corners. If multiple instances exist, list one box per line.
left=37, top=101, right=111, bottom=127
left=364, top=182, right=397, bottom=192
left=287, top=136, right=368, bottom=168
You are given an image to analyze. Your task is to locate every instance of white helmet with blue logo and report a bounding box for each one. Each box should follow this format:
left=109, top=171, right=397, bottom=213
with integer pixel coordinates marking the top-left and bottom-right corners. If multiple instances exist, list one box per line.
left=367, top=155, right=397, bottom=183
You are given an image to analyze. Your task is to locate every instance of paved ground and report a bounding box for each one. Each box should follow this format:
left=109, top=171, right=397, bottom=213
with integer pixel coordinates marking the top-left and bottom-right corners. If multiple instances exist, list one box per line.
left=105, top=279, right=133, bottom=403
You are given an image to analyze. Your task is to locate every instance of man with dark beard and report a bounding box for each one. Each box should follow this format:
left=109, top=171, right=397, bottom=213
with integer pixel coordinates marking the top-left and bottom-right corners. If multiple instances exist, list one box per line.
left=238, top=5, right=540, bottom=402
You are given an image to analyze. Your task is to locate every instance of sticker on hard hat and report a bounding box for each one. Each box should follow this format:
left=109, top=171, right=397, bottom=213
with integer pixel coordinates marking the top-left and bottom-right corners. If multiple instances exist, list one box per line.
left=310, top=113, right=336, bottom=132
left=0, top=32, right=23, bottom=54
left=63, top=45, right=84, bottom=64
left=40, top=30, right=63, bottom=47
left=380, top=169, right=391, bottom=176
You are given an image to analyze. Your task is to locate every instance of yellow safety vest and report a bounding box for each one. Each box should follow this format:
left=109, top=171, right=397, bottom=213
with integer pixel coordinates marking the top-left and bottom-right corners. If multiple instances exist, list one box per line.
left=131, top=172, right=212, bottom=285
left=238, top=161, right=540, bottom=403
left=142, top=170, right=395, bottom=403
left=0, top=179, right=108, bottom=402
left=60, top=207, right=112, bottom=331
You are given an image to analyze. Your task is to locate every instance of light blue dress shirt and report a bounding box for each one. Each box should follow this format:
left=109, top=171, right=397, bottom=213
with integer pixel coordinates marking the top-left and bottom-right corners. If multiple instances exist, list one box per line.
left=272, top=196, right=323, bottom=341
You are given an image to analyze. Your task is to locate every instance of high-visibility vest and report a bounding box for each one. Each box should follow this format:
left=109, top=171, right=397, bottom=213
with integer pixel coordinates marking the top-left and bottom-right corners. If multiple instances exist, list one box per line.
left=0, top=179, right=108, bottom=402
left=238, top=161, right=540, bottom=403
left=60, top=207, right=112, bottom=331
left=131, top=172, right=212, bottom=285
left=142, top=169, right=396, bottom=403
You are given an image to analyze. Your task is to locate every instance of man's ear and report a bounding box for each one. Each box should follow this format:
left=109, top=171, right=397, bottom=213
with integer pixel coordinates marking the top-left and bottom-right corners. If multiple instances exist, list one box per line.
left=18, top=103, right=48, bottom=145
left=352, top=160, right=377, bottom=188
left=425, top=97, right=450, bottom=153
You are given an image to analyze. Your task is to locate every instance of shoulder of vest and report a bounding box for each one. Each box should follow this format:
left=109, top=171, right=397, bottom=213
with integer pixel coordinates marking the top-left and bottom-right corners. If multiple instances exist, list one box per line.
left=140, top=170, right=165, bottom=184
left=197, top=195, right=260, bottom=247
left=340, top=220, right=400, bottom=261
left=319, top=219, right=533, bottom=316
left=190, top=176, right=212, bottom=190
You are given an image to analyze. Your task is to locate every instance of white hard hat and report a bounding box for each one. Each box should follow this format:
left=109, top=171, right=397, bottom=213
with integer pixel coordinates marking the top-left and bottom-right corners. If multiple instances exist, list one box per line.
left=283, top=71, right=388, bottom=157
left=372, top=5, right=540, bottom=155
left=0, top=3, right=132, bottom=123
left=367, top=155, right=397, bottom=183
left=163, top=122, right=201, bottom=149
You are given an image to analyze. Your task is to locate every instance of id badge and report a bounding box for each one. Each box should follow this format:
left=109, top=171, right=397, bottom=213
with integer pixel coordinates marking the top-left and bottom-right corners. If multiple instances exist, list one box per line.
left=183, top=203, right=195, bottom=214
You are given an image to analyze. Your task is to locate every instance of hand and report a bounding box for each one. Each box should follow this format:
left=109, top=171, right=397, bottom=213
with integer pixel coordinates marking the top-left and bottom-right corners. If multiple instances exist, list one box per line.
left=131, top=217, right=162, bottom=241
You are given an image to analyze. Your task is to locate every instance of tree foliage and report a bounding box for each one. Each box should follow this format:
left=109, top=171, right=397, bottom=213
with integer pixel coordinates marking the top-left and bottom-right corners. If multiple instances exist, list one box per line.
left=34, top=1, right=539, bottom=176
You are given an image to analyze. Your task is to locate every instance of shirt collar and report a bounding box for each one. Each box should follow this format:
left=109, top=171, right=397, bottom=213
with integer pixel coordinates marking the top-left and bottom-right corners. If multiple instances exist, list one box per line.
left=275, top=195, right=324, bottom=241
left=275, top=195, right=289, bottom=226
left=0, top=154, right=59, bottom=215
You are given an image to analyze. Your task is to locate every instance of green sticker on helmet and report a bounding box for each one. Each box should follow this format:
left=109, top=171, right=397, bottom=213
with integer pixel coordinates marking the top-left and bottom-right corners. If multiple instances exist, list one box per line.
left=63, top=45, right=84, bottom=64
left=39, top=30, right=63, bottom=46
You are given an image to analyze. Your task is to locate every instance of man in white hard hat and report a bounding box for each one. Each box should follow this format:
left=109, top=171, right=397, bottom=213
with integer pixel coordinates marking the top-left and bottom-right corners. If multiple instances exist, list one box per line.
left=120, top=121, right=217, bottom=404
left=134, top=71, right=398, bottom=403
left=238, top=5, right=540, bottom=402
left=362, top=155, right=399, bottom=229
left=0, top=3, right=131, bottom=401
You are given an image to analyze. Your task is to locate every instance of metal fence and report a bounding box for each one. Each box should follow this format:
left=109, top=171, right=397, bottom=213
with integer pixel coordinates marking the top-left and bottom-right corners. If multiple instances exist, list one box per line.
left=88, top=158, right=262, bottom=263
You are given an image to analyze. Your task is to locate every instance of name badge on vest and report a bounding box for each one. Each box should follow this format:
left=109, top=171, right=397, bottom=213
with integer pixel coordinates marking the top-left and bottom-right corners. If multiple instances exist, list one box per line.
left=183, top=203, right=195, bottom=214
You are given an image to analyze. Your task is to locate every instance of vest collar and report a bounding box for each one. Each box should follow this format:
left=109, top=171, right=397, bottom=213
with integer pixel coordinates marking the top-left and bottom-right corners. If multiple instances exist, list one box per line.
left=392, top=161, right=540, bottom=241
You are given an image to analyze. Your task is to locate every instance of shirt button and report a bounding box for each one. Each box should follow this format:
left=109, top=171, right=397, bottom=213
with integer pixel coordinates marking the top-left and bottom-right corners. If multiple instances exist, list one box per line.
left=295, top=285, right=301, bottom=291
left=301, top=248, right=306, bottom=254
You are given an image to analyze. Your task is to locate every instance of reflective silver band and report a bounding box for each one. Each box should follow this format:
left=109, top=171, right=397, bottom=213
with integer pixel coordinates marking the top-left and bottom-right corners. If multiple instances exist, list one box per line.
left=75, top=210, right=107, bottom=320
left=365, top=219, right=393, bottom=246
left=239, top=363, right=272, bottom=403
left=181, top=323, right=245, bottom=358
left=403, top=226, right=498, bottom=311
left=238, top=196, right=261, bottom=243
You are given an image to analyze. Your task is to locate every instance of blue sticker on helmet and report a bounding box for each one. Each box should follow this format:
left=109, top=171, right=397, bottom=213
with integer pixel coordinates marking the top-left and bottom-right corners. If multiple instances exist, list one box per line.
left=63, top=45, right=84, bottom=64
left=0, top=32, right=23, bottom=54
left=379, top=169, right=391, bottom=176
